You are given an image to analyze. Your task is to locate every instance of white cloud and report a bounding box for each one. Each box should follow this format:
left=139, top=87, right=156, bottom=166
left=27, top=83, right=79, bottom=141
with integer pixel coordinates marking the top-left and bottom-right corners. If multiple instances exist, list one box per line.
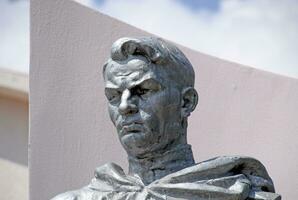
left=87, top=0, right=298, bottom=78
left=1, top=0, right=297, bottom=78
left=0, top=0, right=29, bottom=73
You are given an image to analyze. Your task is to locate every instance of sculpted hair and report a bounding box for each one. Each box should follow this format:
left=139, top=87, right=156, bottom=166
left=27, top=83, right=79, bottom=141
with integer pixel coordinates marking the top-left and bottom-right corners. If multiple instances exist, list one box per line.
left=103, top=37, right=195, bottom=88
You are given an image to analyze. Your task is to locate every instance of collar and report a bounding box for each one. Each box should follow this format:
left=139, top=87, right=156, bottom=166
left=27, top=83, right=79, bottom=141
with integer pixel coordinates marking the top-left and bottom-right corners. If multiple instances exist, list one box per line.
left=127, top=144, right=195, bottom=185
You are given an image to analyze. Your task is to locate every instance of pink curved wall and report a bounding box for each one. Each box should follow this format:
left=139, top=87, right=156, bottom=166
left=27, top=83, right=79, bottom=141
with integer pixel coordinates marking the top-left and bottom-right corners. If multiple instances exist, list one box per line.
left=30, top=0, right=298, bottom=199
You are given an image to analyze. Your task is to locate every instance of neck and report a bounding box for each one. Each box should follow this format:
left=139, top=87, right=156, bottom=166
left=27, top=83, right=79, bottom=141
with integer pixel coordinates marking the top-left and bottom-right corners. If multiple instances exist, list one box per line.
left=128, top=144, right=195, bottom=185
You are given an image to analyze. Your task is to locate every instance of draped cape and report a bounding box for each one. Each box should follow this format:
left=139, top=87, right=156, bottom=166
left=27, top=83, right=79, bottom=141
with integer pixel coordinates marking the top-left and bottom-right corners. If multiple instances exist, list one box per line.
left=52, top=156, right=281, bottom=200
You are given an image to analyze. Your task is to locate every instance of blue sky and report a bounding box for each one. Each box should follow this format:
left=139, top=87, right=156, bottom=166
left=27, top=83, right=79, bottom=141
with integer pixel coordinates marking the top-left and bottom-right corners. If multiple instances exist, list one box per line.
left=93, top=0, right=221, bottom=12
left=0, top=0, right=297, bottom=78
left=176, top=0, right=220, bottom=11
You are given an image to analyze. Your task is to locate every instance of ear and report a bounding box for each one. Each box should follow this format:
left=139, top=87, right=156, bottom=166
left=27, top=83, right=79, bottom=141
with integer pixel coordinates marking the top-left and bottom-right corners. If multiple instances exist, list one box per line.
left=181, top=87, right=198, bottom=118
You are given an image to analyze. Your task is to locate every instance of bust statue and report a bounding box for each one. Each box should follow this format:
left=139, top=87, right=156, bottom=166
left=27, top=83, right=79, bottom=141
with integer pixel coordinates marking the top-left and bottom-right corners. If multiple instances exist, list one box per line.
left=51, top=37, right=281, bottom=200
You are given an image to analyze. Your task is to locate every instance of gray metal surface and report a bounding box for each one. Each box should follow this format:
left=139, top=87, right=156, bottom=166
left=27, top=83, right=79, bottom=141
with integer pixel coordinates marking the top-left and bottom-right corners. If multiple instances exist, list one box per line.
left=51, top=37, right=281, bottom=200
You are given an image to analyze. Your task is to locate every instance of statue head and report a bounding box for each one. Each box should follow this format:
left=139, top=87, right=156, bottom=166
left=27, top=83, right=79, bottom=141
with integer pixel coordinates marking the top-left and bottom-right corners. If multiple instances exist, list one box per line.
left=103, top=37, right=198, bottom=158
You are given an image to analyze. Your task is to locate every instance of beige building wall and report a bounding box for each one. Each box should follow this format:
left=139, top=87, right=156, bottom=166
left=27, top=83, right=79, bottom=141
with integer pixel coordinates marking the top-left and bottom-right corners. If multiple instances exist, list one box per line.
left=0, top=97, right=28, bottom=163
left=0, top=68, right=29, bottom=200
left=30, top=0, right=298, bottom=199
left=0, top=158, right=28, bottom=200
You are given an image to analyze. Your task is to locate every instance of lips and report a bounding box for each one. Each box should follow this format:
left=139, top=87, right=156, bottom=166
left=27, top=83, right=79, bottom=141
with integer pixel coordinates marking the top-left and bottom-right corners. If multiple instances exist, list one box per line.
left=121, top=122, right=144, bottom=134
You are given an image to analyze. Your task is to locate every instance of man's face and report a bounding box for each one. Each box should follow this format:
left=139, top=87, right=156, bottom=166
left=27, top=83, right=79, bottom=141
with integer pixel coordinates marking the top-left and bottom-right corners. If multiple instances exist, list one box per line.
left=104, top=57, right=183, bottom=157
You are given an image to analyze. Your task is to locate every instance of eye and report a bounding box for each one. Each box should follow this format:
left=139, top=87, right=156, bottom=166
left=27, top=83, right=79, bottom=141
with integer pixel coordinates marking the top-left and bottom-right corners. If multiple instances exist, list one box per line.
left=131, top=86, right=154, bottom=100
left=135, top=87, right=150, bottom=96
left=130, top=79, right=163, bottom=99
left=105, top=88, right=121, bottom=103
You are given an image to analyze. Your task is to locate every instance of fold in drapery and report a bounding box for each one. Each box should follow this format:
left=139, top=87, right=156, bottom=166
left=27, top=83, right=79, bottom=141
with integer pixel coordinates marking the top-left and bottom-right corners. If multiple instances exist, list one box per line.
left=85, top=156, right=280, bottom=200
left=52, top=156, right=281, bottom=200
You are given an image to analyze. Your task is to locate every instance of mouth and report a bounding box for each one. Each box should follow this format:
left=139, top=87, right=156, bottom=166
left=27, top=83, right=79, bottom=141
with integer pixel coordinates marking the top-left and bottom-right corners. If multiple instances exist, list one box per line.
left=121, top=123, right=144, bottom=135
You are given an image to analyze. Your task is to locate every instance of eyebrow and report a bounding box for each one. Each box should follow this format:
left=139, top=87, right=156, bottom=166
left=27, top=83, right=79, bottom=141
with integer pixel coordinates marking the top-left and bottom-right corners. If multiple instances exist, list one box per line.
left=104, top=83, right=120, bottom=90
left=105, top=78, right=162, bottom=90
left=130, top=78, right=162, bottom=89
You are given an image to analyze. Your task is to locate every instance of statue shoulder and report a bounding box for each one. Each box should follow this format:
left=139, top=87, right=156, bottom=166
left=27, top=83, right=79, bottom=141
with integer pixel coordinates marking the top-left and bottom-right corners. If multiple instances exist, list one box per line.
left=50, top=191, right=78, bottom=200
left=50, top=163, right=122, bottom=200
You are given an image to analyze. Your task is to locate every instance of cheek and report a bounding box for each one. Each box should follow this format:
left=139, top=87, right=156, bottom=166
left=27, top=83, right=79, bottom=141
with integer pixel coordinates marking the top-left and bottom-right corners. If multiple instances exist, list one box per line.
left=139, top=109, right=159, bottom=134
left=139, top=88, right=181, bottom=130
left=108, top=104, right=119, bottom=125
left=143, top=88, right=181, bottom=116
left=148, top=87, right=179, bottom=104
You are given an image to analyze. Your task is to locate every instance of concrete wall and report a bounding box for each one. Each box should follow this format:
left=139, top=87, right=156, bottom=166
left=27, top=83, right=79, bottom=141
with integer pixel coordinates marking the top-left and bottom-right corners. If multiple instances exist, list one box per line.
left=0, top=69, right=29, bottom=200
left=0, top=68, right=28, bottom=102
left=0, top=96, right=28, bottom=165
left=30, top=0, right=298, bottom=199
left=0, top=158, right=28, bottom=200
left=0, top=69, right=28, bottom=165
left=0, top=97, right=28, bottom=200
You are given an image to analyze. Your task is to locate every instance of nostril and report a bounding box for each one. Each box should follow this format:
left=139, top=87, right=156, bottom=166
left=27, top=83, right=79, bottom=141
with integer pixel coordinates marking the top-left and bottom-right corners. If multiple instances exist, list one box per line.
left=128, top=107, right=138, bottom=114
left=119, top=104, right=138, bottom=115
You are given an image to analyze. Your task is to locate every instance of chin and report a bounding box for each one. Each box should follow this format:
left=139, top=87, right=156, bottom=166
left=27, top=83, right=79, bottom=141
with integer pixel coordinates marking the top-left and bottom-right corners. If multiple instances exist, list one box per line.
left=121, top=133, right=153, bottom=156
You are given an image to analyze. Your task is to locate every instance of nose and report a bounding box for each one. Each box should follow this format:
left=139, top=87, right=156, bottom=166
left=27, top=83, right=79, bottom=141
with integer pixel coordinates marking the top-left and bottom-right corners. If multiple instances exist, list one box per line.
left=119, top=89, right=138, bottom=115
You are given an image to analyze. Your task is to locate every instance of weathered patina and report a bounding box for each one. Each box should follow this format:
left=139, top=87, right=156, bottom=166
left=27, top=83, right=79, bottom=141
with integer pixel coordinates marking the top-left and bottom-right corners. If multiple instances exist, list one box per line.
left=52, top=37, right=281, bottom=200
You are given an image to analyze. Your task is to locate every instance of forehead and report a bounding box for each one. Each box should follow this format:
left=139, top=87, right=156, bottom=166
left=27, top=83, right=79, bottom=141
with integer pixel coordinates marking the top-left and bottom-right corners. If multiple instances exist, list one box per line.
left=104, top=57, right=166, bottom=88
left=106, top=57, right=150, bottom=77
